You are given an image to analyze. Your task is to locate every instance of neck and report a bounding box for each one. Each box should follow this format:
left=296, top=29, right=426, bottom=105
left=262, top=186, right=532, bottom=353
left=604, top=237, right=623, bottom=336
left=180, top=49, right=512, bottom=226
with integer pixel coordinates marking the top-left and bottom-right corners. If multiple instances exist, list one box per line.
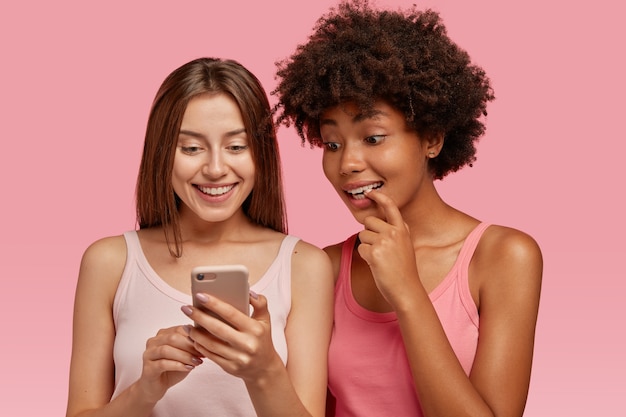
left=400, top=182, right=458, bottom=242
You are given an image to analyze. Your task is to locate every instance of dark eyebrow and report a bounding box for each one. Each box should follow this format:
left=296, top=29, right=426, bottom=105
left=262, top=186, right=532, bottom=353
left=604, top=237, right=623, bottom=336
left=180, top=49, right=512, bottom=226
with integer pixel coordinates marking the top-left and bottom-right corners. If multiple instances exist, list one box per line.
left=319, top=118, right=337, bottom=127
left=353, top=109, right=387, bottom=122
left=319, top=109, right=388, bottom=126
left=179, top=128, right=247, bottom=138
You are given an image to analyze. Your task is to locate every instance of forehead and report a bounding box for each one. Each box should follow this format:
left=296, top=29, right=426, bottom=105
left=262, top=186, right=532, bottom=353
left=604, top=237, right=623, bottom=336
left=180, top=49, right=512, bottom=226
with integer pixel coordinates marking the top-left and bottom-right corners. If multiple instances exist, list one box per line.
left=181, top=93, right=245, bottom=128
left=184, top=92, right=240, bottom=114
left=320, top=100, right=404, bottom=125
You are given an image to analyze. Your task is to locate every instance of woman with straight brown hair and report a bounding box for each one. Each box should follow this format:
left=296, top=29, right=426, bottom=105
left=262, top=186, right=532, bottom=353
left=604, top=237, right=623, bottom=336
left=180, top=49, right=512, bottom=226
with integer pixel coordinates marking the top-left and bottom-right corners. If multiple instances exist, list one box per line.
left=66, top=57, right=333, bottom=417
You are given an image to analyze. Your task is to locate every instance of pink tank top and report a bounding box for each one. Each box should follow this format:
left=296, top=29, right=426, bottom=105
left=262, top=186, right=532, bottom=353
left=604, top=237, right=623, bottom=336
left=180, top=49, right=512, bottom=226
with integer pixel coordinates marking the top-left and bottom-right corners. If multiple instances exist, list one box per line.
left=327, top=223, right=489, bottom=417
left=111, top=231, right=299, bottom=416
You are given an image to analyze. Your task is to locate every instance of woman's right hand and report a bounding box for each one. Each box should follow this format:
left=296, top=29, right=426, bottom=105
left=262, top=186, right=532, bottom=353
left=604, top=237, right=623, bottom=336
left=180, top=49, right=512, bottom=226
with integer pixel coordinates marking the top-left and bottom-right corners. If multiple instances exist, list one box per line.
left=357, top=189, right=422, bottom=310
left=182, top=293, right=282, bottom=384
left=136, top=325, right=204, bottom=403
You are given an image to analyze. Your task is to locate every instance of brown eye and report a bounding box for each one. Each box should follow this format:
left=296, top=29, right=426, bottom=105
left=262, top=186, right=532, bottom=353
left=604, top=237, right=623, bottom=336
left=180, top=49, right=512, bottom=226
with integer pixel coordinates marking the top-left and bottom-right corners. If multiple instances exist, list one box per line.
left=227, top=145, right=249, bottom=152
left=323, top=142, right=340, bottom=151
left=364, top=135, right=385, bottom=145
left=180, top=146, right=202, bottom=154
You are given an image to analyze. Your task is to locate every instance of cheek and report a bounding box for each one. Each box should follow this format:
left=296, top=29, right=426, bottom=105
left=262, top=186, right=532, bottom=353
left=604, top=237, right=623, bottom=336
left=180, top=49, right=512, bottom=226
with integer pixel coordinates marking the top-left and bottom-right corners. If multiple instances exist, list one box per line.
left=241, top=155, right=256, bottom=180
left=170, top=168, right=187, bottom=197
left=172, top=157, right=192, bottom=179
left=171, top=155, right=199, bottom=191
left=321, top=153, right=337, bottom=182
left=233, top=154, right=256, bottom=193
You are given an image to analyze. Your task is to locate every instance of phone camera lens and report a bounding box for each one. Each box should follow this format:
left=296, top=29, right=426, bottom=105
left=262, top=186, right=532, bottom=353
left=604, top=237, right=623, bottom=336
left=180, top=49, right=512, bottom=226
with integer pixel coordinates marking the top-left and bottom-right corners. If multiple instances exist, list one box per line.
left=197, top=273, right=204, bottom=280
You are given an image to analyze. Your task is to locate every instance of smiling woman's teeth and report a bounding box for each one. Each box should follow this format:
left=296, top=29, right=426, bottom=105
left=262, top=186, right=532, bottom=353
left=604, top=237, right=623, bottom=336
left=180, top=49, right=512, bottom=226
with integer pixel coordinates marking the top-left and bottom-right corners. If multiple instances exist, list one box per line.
left=198, top=185, right=234, bottom=196
left=347, top=182, right=382, bottom=199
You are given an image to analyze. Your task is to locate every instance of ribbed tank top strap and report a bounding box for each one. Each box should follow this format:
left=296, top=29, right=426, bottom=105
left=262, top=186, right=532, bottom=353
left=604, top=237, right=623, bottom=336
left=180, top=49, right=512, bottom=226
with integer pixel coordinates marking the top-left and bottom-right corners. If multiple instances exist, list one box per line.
left=455, top=222, right=491, bottom=327
left=112, top=231, right=141, bottom=322
left=122, top=230, right=141, bottom=262
left=252, top=234, right=300, bottom=296
left=278, top=235, right=300, bottom=265
left=266, top=234, right=300, bottom=281
left=338, top=234, right=358, bottom=291
left=281, top=235, right=299, bottom=301
left=456, top=222, right=491, bottom=270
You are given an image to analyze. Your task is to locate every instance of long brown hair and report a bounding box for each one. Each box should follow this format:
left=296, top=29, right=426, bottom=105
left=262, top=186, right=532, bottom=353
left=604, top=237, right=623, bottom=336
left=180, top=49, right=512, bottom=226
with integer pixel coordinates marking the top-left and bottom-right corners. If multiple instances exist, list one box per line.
left=136, top=58, right=287, bottom=257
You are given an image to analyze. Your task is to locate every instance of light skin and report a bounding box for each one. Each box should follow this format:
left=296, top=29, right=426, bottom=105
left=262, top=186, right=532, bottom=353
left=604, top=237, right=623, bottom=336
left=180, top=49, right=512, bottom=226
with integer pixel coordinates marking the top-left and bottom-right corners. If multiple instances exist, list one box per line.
left=320, top=100, right=542, bottom=417
left=66, top=93, right=334, bottom=417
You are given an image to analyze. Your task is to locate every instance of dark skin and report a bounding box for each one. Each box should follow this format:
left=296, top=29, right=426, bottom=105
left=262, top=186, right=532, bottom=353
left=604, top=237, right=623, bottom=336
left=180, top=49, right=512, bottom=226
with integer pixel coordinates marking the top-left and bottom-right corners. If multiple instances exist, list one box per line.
left=320, top=100, right=542, bottom=417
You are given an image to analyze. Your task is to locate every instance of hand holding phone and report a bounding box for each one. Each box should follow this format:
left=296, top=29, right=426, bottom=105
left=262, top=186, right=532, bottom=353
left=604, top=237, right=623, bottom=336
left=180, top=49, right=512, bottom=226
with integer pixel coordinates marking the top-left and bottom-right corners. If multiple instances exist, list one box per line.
left=191, top=264, right=250, bottom=327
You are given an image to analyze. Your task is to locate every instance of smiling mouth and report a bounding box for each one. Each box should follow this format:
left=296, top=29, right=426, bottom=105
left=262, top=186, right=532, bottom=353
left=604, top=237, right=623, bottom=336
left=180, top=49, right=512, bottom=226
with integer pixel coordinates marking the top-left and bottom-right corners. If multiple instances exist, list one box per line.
left=345, top=182, right=383, bottom=200
left=196, top=184, right=235, bottom=196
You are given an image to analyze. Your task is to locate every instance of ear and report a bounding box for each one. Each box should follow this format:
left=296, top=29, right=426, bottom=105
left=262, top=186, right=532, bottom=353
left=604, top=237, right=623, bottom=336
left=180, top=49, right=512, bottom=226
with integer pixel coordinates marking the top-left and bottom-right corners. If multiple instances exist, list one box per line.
left=424, top=132, right=444, bottom=158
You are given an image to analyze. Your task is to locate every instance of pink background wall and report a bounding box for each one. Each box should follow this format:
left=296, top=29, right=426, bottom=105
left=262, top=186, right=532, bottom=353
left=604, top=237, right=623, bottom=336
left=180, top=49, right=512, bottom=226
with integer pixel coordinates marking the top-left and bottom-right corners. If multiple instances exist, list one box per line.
left=1, top=0, right=624, bottom=415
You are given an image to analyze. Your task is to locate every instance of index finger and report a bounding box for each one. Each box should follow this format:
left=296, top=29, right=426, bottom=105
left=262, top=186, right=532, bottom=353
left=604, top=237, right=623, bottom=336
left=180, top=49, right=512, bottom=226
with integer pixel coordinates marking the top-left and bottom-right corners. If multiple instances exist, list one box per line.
left=192, top=292, right=250, bottom=330
left=364, top=189, right=405, bottom=227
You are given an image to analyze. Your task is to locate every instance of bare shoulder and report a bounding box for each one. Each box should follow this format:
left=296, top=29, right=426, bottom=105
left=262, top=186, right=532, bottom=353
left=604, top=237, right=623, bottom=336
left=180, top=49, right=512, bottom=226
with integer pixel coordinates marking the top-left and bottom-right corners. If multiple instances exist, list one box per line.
left=471, top=225, right=543, bottom=307
left=81, top=235, right=127, bottom=272
left=476, top=225, right=542, bottom=270
left=77, top=235, right=128, bottom=301
left=291, top=239, right=333, bottom=274
left=286, top=239, right=334, bottom=299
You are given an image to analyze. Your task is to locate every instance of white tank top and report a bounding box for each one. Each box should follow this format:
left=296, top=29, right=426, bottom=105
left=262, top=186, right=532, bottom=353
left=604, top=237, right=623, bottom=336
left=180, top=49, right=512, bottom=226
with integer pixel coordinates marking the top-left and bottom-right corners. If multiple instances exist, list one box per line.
left=111, top=231, right=299, bottom=416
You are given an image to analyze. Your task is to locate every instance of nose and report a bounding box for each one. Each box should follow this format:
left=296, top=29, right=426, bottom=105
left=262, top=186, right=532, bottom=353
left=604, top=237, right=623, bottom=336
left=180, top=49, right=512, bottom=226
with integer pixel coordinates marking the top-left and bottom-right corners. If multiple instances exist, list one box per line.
left=202, top=151, right=228, bottom=178
left=339, top=143, right=365, bottom=176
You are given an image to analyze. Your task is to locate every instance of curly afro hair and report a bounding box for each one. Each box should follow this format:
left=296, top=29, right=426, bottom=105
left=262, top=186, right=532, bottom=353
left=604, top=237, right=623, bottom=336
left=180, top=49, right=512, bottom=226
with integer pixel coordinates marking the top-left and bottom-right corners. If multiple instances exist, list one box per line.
left=273, top=0, right=495, bottom=179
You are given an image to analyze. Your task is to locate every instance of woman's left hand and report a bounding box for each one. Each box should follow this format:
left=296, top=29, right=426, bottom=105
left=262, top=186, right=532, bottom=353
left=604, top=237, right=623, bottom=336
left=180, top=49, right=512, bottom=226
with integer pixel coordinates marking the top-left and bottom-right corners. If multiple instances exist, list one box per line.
left=181, top=292, right=282, bottom=383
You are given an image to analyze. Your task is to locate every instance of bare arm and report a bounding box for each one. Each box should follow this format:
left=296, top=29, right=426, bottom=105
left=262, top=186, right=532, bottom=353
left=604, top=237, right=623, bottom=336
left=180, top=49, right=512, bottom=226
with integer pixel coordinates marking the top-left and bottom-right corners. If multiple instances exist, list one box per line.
left=465, top=227, right=543, bottom=416
left=66, top=236, right=202, bottom=417
left=359, top=191, right=542, bottom=417
left=280, top=241, right=334, bottom=416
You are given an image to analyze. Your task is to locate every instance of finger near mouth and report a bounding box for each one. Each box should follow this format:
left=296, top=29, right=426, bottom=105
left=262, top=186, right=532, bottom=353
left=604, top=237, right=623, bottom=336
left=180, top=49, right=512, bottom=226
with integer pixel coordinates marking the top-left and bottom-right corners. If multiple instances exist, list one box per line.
left=347, top=185, right=382, bottom=200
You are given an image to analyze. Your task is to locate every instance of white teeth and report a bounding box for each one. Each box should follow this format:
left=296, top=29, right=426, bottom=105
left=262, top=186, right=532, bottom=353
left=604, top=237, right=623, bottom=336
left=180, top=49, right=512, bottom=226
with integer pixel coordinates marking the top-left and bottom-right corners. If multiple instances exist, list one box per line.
left=346, top=182, right=382, bottom=197
left=198, top=185, right=234, bottom=196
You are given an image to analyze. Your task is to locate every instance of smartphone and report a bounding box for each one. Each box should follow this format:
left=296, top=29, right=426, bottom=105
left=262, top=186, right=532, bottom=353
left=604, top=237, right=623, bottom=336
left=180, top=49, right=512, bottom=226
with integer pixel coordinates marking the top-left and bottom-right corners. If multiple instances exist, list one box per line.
left=191, top=264, right=250, bottom=327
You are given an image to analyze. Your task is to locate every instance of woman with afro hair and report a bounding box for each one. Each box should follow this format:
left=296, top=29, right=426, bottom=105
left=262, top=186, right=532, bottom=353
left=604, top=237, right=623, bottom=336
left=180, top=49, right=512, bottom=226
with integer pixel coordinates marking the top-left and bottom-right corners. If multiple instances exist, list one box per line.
left=274, top=1, right=543, bottom=416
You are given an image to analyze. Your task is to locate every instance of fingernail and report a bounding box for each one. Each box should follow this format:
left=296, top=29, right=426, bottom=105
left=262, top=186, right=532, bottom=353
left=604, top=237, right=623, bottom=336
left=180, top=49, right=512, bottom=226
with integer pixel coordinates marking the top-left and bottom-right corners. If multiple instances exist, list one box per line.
left=195, top=293, right=209, bottom=303
left=181, top=305, right=193, bottom=316
left=249, top=290, right=259, bottom=300
left=191, top=356, right=203, bottom=365
left=183, top=324, right=192, bottom=334
left=185, top=365, right=194, bottom=370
